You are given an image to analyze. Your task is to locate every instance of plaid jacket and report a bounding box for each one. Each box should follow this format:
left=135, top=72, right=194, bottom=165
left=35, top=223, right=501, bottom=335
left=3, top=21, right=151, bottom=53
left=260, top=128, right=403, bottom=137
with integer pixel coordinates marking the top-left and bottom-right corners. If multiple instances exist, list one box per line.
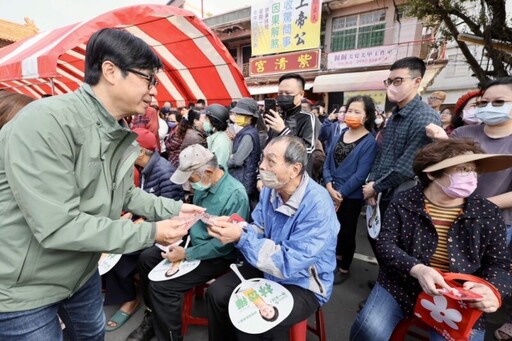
left=368, top=95, right=440, bottom=194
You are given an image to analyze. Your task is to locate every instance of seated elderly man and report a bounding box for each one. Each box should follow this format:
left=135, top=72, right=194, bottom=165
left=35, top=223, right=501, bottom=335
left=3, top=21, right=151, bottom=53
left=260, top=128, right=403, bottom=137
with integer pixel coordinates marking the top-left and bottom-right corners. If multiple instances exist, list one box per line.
left=207, top=135, right=340, bottom=340
left=127, top=144, right=250, bottom=341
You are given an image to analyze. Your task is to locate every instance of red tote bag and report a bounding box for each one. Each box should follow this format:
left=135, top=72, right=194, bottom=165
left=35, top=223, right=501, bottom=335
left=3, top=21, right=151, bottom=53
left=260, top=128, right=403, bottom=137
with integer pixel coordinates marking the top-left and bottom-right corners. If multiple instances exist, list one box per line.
left=413, top=272, right=502, bottom=341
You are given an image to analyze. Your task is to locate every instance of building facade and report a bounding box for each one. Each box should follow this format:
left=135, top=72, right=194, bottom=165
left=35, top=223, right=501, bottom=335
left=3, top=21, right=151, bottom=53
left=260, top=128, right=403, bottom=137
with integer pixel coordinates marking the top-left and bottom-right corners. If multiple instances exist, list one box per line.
left=202, top=0, right=444, bottom=111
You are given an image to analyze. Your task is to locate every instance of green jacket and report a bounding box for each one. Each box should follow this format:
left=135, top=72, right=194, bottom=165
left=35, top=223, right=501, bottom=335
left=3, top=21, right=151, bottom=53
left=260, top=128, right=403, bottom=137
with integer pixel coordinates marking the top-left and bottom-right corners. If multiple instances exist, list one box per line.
left=0, top=85, right=182, bottom=312
left=186, top=169, right=249, bottom=261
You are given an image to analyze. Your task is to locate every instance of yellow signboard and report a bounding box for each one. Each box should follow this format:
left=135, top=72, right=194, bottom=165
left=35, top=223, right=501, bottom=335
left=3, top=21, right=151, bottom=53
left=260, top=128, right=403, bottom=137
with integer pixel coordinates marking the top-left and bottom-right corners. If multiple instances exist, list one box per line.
left=345, top=91, right=387, bottom=109
left=251, top=0, right=322, bottom=56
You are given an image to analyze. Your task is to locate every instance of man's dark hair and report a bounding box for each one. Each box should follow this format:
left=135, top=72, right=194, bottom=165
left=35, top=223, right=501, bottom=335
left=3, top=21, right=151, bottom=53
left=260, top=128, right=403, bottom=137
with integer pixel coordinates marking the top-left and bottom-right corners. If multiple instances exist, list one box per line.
left=84, top=28, right=162, bottom=85
left=345, top=95, right=376, bottom=132
left=278, top=73, right=305, bottom=90
left=196, top=99, right=206, bottom=106
left=481, top=77, right=512, bottom=94
left=390, top=57, right=426, bottom=78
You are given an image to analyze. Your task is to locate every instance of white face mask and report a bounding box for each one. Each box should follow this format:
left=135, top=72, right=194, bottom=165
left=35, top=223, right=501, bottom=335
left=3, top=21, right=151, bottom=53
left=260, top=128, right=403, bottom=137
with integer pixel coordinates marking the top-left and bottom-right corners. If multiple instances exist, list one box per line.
left=375, top=118, right=384, bottom=126
left=260, top=170, right=285, bottom=189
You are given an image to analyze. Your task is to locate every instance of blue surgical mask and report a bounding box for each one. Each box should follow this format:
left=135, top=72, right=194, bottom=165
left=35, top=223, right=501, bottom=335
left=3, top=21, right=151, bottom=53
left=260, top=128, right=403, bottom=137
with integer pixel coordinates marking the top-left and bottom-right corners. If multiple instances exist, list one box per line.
left=168, top=121, right=178, bottom=129
left=203, top=121, right=213, bottom=133
left=190, top=174, right=211, bottom=191
left=475, top=103, right=512, bottom=126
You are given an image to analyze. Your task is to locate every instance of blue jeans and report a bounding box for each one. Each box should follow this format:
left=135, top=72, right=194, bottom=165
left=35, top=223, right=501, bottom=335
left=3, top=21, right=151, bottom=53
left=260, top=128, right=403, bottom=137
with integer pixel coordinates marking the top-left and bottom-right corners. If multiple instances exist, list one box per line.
left=350, top=283, right=485, bottom=341
left=506, top=224, right=512, bottom=246
left=0, top=272, right=105, bottom=341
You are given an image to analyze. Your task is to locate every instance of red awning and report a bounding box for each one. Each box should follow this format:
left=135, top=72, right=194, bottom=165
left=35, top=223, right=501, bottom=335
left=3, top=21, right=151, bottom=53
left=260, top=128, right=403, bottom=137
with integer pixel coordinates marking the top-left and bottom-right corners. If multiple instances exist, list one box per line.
left=0, top=5, right=249, bottom=106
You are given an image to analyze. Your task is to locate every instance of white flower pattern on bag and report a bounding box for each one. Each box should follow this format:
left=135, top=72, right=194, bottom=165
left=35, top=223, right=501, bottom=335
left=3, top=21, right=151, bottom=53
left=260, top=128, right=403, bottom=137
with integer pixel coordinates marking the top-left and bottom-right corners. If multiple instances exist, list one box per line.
left=420, top=295, right=462, bottom=330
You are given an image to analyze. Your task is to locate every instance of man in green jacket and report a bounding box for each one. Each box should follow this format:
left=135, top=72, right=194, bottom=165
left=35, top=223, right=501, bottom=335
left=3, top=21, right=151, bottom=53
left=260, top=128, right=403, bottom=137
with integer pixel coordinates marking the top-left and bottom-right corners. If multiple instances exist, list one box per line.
left=0, top=28, right=203, bottom=340
left=127, top=144, right=250, bottom=341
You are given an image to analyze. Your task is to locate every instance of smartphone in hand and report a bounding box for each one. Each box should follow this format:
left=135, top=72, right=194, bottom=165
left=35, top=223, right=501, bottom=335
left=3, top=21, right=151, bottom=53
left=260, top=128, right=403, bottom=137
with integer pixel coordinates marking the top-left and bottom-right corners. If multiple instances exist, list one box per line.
left=264, top=98, right=277, bottom=118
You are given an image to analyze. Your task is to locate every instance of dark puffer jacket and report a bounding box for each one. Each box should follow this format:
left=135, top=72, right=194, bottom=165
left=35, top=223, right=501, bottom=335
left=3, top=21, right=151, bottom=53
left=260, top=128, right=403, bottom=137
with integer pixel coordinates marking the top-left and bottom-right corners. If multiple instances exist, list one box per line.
left=139, top=153, right=183, bottom=200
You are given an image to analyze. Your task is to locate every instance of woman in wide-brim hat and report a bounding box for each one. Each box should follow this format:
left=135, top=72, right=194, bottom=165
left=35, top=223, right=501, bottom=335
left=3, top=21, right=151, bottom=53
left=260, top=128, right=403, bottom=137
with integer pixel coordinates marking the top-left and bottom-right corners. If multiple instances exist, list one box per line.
left=350, top=138, right=512, bottom=341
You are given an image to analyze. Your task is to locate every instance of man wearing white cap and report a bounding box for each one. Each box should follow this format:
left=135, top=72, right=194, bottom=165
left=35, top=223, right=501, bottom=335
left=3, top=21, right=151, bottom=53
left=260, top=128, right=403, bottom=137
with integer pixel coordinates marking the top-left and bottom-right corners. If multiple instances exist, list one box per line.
left=127, top=144, right=250, bottom=341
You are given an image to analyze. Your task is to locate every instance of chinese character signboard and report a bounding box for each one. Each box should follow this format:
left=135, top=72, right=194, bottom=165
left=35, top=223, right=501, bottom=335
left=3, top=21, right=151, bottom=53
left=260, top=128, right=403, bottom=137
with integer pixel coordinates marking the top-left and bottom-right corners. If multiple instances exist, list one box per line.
left=345, top=90, right=387, bottom=109
left=249, top=49, right=320, bottom=76
left=251, top=0, right=321, bottom=56
left=327, top=45, right=398, bottom=70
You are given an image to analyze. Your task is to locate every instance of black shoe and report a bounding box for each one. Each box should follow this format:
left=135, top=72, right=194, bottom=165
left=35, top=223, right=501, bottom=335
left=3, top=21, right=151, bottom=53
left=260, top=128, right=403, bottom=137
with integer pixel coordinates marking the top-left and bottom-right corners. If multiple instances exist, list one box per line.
left=333, top=270, right=349, bottom=285
left=126, top=309, right=154, bottom=341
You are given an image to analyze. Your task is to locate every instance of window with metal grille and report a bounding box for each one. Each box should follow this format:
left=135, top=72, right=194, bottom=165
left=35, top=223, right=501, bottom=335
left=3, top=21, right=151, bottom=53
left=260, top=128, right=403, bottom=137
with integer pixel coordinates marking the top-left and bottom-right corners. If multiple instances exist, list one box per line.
left=331, top=9, right=386, bottom=52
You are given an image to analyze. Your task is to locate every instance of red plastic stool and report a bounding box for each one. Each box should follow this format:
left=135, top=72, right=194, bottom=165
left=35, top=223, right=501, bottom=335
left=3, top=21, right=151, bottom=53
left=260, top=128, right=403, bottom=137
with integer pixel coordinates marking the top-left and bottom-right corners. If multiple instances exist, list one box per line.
left=181, top=283, right=209, bottom=335
left=289, top=307, right=326, bottom=341
left=390, top=317, right=429, bottom=341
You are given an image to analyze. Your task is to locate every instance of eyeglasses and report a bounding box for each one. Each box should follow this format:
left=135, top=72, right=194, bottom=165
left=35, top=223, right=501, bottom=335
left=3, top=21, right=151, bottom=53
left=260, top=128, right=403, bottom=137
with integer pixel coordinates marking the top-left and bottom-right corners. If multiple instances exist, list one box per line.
left=475, top=100, right=512, bottom=108
left=383, top=77, right=416, bottom=87
left=446, top=165, right=479, bottom=177
left=126, top=68, right=158, bottom=89
left=428, top=96, right=442, bottom=101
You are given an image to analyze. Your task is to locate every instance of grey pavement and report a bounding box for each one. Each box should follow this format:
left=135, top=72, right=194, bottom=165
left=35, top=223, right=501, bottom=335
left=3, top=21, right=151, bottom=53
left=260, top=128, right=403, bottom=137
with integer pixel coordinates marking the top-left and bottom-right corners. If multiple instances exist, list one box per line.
left=104, top=213, right=509, bottom=341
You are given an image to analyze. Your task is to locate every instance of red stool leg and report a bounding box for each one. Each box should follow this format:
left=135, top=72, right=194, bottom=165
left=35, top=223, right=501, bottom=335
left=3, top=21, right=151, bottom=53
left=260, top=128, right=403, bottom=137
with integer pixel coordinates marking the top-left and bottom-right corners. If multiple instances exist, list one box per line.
left=181, top=289, right=194, bottom=335
left=182, top=285, right=210, bottom=336
left=289, top=319, right=308, bottom=341
left=307, top=308, right=326, bottom=341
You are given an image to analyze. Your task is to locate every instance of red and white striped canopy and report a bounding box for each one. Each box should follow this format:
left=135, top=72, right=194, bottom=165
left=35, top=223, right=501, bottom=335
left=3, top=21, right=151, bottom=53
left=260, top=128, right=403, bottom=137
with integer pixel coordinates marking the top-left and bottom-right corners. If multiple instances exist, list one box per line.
left=0, top=5, right=249, bottom=106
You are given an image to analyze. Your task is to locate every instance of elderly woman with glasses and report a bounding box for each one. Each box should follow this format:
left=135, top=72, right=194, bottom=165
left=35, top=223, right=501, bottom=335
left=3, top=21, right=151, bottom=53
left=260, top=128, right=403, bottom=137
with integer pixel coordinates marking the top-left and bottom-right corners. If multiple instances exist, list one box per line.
left=350, top=139, right=512, bottom=341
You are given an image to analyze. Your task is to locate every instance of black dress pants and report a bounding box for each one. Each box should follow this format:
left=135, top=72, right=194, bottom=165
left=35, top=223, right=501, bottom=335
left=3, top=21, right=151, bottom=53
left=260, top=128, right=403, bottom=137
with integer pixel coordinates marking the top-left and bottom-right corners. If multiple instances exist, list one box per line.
left=137, top=245, right=231, bottom=340
left=336, top=198, right=363, bottom=271
left=206, top=262, right=319, bottom=341
left=104, top=251, right=141, bottom=305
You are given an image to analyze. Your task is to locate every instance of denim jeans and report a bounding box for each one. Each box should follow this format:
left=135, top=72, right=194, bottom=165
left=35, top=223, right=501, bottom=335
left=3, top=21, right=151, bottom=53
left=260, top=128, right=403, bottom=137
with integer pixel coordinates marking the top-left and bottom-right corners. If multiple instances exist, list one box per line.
left=506, top=224, right=512, bottom=246
left=350, top=283, right=404, bottom=341
left=0, top=272, right=105, bottom=341
left=350, top=283, right=485, bottom=341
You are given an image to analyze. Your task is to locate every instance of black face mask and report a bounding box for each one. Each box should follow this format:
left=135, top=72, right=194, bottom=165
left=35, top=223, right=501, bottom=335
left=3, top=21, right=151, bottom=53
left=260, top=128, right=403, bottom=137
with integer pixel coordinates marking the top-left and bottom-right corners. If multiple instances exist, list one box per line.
left=277, top=95, right=297, bottom=112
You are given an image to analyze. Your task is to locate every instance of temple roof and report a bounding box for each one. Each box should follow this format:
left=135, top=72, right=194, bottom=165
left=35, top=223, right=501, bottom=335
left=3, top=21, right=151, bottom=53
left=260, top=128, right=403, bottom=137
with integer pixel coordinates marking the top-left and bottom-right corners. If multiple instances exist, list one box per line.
left=0, top=17, right=38, bottom=43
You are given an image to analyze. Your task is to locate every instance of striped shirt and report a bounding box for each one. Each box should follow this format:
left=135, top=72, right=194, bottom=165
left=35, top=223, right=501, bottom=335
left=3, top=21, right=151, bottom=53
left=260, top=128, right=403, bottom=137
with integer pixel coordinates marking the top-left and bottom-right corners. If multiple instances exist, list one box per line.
left=424, top=199, right=463, bottom=272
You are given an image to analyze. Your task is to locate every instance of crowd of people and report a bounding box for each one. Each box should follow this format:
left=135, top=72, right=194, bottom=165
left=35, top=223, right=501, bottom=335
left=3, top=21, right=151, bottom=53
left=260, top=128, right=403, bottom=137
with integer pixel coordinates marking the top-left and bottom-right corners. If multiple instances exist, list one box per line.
left=0, top=27, right=512, bottom=341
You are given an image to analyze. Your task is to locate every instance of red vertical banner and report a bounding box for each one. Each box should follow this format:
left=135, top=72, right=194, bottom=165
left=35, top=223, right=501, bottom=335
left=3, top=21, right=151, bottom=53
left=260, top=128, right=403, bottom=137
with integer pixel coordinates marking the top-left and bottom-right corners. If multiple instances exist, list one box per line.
left=311, top=0, right=320, bottom=24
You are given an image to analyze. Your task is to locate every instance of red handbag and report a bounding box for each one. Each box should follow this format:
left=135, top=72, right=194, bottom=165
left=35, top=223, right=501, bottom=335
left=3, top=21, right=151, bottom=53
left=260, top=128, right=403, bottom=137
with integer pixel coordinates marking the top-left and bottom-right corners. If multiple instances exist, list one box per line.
left=413, top=272, right=502, bottom=341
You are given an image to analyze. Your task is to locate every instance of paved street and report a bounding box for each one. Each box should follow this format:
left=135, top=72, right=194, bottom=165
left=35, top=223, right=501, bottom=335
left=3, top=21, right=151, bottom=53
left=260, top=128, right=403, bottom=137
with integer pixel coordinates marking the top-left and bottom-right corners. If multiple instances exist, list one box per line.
left=104, top=213, right=509, bottom=341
